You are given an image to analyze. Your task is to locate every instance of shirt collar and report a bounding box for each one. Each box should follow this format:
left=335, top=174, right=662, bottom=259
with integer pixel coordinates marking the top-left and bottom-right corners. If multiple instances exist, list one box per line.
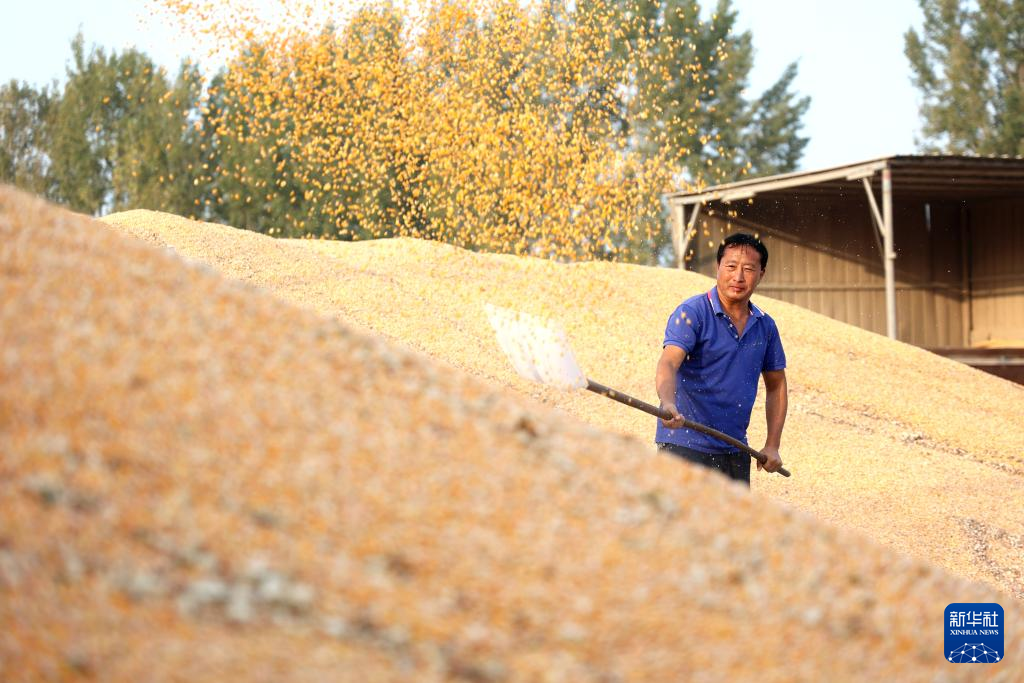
left=707, top=287, right=764, bottom=318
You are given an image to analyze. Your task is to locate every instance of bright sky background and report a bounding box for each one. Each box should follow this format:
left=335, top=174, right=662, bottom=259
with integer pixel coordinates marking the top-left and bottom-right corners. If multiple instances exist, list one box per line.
left=2, top=0, right=926, bottom=172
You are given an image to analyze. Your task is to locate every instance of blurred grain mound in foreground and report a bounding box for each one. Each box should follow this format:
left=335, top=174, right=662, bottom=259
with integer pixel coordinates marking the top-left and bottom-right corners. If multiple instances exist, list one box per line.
left=102, top=207, right=1024, bottom=603
left=1, top=186, right=1020, bottom=682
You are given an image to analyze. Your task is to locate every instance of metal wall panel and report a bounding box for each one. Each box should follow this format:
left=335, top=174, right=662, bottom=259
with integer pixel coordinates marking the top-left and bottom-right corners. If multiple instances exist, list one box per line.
left=969, top=198, right=1024, bottom=345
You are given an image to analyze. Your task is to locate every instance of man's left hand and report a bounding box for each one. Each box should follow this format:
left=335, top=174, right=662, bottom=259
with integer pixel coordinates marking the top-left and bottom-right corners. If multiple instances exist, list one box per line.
left=758, top=446, right=783, bottom=473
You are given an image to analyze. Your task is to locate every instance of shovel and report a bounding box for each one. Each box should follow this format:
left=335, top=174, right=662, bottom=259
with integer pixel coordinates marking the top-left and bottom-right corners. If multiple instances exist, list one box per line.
left=485, top=304, right=791, bottom=478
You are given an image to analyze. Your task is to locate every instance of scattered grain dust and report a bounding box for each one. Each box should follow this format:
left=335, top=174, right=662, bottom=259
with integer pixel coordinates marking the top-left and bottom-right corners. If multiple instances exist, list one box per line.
left=1, top=186, right=1021, bottom=681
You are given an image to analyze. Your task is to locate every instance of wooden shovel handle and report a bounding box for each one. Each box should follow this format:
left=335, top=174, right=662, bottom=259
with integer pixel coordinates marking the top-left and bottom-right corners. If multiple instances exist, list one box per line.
left=585, top=380, right=791, bottom=478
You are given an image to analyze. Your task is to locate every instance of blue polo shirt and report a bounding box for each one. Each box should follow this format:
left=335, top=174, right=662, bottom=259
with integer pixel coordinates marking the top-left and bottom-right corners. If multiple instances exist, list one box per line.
left=655, top=287, right=786, bottom=453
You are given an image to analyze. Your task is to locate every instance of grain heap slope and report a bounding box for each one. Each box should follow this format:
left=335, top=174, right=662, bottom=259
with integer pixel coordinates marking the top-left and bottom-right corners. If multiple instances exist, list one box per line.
left=104, top=208, right=1024, bottom=601
left=2, top=190, right=1018, bottom=679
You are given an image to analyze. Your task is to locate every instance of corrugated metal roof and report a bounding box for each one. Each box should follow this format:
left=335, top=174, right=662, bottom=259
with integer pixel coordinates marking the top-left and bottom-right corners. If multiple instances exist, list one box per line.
left=665, top=154, right=1024, bottom=204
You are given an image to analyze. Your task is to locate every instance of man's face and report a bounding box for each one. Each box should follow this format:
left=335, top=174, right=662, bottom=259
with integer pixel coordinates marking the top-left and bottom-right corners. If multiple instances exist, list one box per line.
left=716, top=244, right=764, bottom=305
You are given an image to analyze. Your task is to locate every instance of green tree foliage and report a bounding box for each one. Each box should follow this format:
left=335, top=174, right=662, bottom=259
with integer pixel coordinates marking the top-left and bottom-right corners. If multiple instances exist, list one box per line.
left=200, top=63, right=310, bottom=235
left=46, top=33, right=207, bottom=215
left=0, top=79, right=54, bottom=196
left=906, top=0, right=1024, bottom=155
left=620, top=0, right=810, bottom=185
left=199, top=16, right=414, bottom=240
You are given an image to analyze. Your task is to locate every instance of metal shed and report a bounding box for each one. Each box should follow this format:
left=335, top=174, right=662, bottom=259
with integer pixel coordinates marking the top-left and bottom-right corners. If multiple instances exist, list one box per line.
left=664, top=155, right=1024, bottom=382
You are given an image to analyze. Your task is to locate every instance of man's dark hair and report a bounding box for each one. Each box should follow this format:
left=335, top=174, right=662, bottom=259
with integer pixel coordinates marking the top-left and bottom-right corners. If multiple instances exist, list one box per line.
left=716, top=232, right=768, bottom=270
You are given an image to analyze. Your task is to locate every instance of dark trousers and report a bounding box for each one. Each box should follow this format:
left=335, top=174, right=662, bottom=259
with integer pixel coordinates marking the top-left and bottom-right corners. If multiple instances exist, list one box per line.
left=657, top=442, right=751, bottom=486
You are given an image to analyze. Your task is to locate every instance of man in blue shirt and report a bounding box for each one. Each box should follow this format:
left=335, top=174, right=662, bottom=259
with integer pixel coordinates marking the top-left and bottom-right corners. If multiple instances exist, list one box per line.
left=655, top=232, right=788, bottom=485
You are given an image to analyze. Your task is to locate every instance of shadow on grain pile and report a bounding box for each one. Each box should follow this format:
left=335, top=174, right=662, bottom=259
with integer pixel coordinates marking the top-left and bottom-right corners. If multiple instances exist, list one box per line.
left=0, top=185, right=1020, bottom=682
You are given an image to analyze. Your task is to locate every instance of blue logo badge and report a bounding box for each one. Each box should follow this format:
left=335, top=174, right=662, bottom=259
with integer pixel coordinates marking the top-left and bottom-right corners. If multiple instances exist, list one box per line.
left=945, top=603, right=1003, bottom=663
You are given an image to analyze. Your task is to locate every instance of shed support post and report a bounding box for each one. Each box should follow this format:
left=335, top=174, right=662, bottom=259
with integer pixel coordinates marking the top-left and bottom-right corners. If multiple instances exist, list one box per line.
left=681, top=203, right=701, bottom=270
left=881, top=167, right=897, bottom=340
left=861, top=178, right=886, bottom=258
left=671, top=202, right=685, bottom=269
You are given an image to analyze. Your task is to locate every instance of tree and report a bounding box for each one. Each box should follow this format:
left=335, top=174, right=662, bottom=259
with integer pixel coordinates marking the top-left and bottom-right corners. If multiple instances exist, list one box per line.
left=47, top=33, right=207, bottom=215
left=108, top=60, right=209, bottom=217
left=156, top=0, right=805, bottom=261
left=905, top=0, right=1024, bottom=155
left=195, top=0, right=678, bottom=259
left=200, top=62, right=312, bottom=235
left=619, top=0, right=811, bottom=186
left=0, top=80, right=54, bottom=196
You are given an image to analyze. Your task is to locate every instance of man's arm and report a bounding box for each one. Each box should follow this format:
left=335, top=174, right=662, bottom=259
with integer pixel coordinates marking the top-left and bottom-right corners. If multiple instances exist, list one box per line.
left=655, top=345, right=687, bottom=429
left=759, top=369, right=788, bottom=472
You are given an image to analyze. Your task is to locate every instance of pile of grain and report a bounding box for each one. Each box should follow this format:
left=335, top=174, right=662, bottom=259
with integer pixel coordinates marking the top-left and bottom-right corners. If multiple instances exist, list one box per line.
left=1, top=186, right=1020, bottom=681
left=104, top=207, right=1024, bottom=599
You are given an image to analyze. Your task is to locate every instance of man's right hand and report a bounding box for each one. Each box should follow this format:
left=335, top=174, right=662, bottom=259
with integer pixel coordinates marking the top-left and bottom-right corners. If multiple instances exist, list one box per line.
left=656, top=346, right=687, bottom=430
left=660, top=403, right=685, bottom=429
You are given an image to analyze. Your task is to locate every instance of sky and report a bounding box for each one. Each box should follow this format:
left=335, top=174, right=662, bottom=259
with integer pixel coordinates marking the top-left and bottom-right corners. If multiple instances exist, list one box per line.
left=1, top=0, right=926, bottom=172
